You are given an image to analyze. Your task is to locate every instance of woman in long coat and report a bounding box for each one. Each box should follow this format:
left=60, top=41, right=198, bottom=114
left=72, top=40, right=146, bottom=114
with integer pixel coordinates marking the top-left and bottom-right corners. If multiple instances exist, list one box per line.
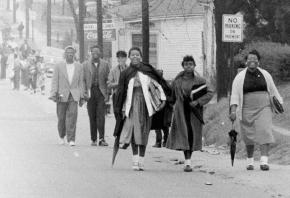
left=230, top=50, right=283, bottom=171
left=114, top=47, right=171, bottom=171
left=166, top=55, right=214, bottom=172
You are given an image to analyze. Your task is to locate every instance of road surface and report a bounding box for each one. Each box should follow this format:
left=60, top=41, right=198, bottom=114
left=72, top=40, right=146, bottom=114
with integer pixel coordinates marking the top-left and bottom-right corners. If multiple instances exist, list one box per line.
left=0, top=80, right=288, bottom=198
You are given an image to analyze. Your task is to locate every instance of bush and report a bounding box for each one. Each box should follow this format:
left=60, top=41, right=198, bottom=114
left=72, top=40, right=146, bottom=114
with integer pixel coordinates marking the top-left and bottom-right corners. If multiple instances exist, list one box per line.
left=235, top=41, right=290, bottom=82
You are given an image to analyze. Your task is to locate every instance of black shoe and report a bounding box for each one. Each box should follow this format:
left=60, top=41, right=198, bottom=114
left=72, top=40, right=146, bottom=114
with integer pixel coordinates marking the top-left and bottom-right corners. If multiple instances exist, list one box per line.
left=246, top=165, right=254, bottom=170
left=260, top=164, right=270, bottom=171
left=184, top=165, right=193, bottom=172
left=152, top=142, right=161, bottom=148
left=99, top=139, right=108, bottom=146
left=91, top=141, right=98, bottom=146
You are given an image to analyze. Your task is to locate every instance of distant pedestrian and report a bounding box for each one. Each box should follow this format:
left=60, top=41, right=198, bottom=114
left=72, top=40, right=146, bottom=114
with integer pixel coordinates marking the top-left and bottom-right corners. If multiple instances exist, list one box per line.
left=166, top=55, right=214, bottom=172
left=20, top=40, right=31, bottom=59
left=83, top=45, right=110, bottom=147
left=12, top=54, right=21, bottom=90
left=17, top=22, right=24, bottom=39
left=20, top=59, right=30, bottom=90
left=230, top=50, right=283, bottom=171
left=113, top=47, right=170, bottom=171
left=37, top=56, right=46, bottom=95
left=0, top=51, right=8, bottom=79
left=27, top=57, right=37, bottom=94
left=107, top=50, right=128, bottom=118
left=49, top=46, right=84, bottom=146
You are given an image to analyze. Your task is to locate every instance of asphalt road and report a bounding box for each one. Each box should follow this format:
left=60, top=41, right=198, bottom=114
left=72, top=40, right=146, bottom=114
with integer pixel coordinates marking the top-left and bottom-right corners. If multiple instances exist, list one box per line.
left=0, top=80, right=275, bottom=198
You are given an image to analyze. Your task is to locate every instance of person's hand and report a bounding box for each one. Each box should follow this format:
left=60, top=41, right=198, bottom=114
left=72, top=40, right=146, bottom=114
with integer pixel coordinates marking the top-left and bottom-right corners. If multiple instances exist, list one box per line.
left=156, top=101, right=166, bottom=112
left=48, top=95, right=57, bottom=103
left=229, top=111, right=236, bottom=122
left=189, top=100, right=199, bottom=108
left=104, top=95, right=110, bottom=103
left=79, top=98, right=86, bottom=107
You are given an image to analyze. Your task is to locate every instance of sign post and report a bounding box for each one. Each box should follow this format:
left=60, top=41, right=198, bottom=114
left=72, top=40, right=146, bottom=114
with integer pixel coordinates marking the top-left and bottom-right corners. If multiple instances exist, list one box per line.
left=222, top=14, right=244, bottom=95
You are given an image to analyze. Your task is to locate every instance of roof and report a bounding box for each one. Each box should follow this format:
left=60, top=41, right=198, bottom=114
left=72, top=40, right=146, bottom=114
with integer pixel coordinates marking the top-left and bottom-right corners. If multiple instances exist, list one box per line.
left=111, top=0, right=207, bottom=21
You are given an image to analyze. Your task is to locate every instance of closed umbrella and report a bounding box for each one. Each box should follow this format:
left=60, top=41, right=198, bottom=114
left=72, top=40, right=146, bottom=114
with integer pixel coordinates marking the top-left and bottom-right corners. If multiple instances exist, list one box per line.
left=111, top=116, right=126, bottom=167
left=228, top=122, right=238, bottom=166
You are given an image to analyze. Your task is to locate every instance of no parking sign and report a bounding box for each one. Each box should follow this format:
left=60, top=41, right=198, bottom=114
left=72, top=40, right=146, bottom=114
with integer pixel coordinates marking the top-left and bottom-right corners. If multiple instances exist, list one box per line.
left=222, top=14, right=244, bottom=43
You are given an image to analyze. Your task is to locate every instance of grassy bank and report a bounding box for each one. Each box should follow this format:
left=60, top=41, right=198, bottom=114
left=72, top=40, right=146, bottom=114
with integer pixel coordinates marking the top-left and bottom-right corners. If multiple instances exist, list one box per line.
left=203, top=84, right=290, bottom=165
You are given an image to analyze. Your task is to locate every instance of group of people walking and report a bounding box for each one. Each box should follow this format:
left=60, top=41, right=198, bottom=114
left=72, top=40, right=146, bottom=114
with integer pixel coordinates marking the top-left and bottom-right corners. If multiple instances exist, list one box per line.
left=0, top=39, right=46, bottom=94
left=50, top=44, right=282, bottom=173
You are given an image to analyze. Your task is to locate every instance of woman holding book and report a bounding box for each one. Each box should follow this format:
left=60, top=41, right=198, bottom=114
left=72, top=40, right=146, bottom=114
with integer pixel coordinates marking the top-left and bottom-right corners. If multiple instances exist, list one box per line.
left=114, top=47, right=171, bottom=171
left=230, top=50, right=283, bottom=171
left=166, top=55, right=214, bottom=172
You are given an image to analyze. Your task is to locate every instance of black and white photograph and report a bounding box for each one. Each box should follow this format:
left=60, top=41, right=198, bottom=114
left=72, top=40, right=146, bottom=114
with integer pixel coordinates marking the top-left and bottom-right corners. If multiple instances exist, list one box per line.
left=0, top=0, right=290, bottom=197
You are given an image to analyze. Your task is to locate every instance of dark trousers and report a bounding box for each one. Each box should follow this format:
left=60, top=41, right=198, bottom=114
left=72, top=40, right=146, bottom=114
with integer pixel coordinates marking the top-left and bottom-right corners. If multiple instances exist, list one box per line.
left=57, top=94, right=78, bottom=142
left=155, top=127, right=169, bottom=143
left=87, top=86, right=106, bottom=142
left=112, top=92, right=118, bottom=118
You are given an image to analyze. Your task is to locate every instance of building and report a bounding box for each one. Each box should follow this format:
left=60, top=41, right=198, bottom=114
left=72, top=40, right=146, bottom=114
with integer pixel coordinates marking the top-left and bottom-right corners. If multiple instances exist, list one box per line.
left=110, top=0, right=216, bottom=81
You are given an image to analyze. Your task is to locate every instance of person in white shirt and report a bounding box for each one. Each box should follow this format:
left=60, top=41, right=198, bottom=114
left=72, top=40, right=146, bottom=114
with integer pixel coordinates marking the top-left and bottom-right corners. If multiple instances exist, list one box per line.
left=49, top=46, right=84, bottom=146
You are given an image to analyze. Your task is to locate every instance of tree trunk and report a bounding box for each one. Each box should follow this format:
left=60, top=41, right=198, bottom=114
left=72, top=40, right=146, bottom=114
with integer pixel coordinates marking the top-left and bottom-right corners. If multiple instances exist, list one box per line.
left=67, top=0, right=79, bottom=42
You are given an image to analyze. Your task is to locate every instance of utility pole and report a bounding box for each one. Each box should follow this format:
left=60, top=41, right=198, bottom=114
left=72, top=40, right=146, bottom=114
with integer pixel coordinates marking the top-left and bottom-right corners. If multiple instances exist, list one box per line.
left=78, top=0, right=85, bottom=63
left=47, top=0, right=51, bottom=46
left=142, top=0, right=149, bottom=64
left=97, top=0, right=103, bottom=57
left=13, top=0, right=16, bottom=23
left=25, top=0, right=30, bottom=39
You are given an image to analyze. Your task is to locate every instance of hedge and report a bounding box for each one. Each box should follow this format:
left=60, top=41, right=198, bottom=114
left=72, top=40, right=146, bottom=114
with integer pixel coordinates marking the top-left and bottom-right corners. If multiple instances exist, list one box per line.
left=234, top=42, right=290, bottom=82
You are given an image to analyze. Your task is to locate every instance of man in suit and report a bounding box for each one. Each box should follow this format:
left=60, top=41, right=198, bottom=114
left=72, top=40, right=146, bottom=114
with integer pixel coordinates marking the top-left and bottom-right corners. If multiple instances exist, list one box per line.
left=83, top=45, right=110, bottom=146
left=49, top=46, right=84, bottom=146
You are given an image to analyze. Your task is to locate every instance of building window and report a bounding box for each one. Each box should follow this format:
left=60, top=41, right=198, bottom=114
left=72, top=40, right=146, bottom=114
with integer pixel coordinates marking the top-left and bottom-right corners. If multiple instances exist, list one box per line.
left=132, top=34, right=158, bottom=67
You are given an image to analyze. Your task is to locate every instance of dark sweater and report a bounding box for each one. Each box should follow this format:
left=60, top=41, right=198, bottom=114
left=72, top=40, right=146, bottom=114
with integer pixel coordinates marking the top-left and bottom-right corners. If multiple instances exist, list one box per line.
left=243, top=69, right=267, bottom=94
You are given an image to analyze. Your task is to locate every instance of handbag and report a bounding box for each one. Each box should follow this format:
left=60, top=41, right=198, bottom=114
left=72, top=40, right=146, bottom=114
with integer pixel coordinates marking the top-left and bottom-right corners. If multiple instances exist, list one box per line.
left=270, top=96, right=284, bottom=114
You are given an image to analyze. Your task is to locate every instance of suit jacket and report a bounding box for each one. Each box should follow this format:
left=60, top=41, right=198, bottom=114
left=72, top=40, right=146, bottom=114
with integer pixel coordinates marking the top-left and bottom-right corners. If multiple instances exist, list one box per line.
left=83, top=58, right=110, bottom=99
left=50, top=61, right=84, bottom=102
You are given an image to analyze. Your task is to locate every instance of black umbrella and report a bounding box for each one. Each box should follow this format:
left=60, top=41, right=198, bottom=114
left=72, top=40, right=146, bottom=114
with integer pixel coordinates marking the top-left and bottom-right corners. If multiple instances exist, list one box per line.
left=228, top=122, right=238, bottom=166
left=111, top=116, right=126, bottom=167
left=112, top=135, right=120, bottom=167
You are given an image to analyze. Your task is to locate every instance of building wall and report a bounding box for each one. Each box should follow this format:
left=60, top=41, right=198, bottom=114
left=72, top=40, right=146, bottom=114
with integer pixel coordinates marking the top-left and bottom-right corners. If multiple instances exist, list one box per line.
left=159, top=17, right=204, bottom=80
left=112, top=16, right=205, bottom=80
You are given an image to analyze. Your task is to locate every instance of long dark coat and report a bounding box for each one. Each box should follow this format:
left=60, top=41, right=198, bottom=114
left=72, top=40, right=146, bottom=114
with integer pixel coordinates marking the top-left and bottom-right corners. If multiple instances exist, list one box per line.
left=166, top=71, right=214, bottom=151
left=113, top=62, right=171, bottom=137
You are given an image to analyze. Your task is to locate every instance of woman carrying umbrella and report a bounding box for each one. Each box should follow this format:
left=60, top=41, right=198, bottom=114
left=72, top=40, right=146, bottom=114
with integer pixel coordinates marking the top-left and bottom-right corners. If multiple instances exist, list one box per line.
left=166, top=55, right=214, bottom=172
left=113, top=47, right=171, bottom=171
left=229, top=50, right=283, bottom=171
